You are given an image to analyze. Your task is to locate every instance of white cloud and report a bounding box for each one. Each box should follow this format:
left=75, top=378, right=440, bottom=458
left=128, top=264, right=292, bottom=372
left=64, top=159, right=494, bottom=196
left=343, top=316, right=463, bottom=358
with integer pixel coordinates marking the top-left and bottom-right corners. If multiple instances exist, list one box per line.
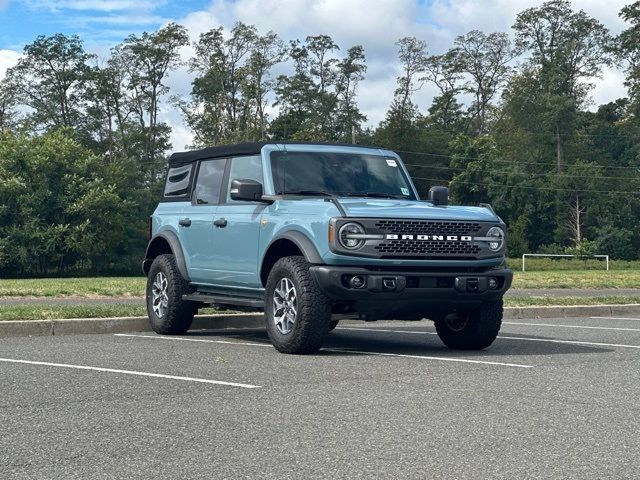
left=71, top=14, right=169, bottom=26
left=11, top=0, right=633, bottom=148
left=591, top=66, right=628, bottom=107
left=167, top=0, right=633, bottom=142
left=0, top=49, right=21, bottom=80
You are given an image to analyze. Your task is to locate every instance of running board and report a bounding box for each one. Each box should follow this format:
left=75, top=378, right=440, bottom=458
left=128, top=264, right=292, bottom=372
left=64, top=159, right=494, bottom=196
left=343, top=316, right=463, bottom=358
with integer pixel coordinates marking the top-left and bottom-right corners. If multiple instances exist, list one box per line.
left=182, top=292, right=264, bottom=309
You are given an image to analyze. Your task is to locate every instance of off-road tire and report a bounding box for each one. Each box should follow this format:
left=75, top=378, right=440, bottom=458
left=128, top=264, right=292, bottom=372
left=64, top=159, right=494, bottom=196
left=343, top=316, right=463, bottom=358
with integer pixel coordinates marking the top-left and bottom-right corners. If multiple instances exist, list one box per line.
left=434, top=299, right=503, bottom=350
left=146, top=254, right=196, bottom=335
left=265, top=256, right=331, bottom=354
left=328, top=320, right=339, bottom=332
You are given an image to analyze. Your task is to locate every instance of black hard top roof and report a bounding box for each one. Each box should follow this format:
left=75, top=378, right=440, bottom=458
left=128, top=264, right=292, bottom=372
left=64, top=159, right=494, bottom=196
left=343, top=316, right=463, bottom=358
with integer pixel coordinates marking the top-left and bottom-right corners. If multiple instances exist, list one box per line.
left=168, top=141, right=388, bottom=167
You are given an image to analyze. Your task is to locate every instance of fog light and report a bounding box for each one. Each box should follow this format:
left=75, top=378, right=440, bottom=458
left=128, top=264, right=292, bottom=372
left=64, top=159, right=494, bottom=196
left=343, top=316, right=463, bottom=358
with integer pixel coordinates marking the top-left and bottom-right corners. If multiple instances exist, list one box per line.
left=488, top=278, right=498, bottom=289
left=350, top=275, right=366, bottom=289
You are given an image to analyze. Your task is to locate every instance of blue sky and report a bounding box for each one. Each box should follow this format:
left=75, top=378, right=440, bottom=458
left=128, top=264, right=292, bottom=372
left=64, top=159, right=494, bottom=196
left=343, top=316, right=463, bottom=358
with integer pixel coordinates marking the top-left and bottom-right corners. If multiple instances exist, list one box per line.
left=0, top=0, right=633, bottom=149
left=0, top=0, right=210, bottom=49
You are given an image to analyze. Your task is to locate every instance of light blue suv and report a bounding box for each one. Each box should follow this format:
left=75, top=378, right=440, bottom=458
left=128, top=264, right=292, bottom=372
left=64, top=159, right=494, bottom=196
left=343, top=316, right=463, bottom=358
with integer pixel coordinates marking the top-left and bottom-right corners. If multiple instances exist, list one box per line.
left=143, top=142, right=512, bottom=354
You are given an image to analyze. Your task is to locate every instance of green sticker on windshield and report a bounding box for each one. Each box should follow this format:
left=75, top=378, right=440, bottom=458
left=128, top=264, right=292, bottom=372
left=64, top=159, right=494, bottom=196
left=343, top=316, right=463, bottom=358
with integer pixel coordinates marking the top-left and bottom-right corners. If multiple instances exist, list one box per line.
left=401, top=187, right=409, bottom=196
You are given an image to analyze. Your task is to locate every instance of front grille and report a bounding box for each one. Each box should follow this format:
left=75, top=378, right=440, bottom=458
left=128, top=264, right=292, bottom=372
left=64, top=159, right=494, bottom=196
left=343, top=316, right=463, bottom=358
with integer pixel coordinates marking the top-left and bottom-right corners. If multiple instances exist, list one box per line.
left=373, top=220, right=482, bottom=236
left=331, top=218, right=501, bottom=260
left=375, top=240, right=482, bottom=256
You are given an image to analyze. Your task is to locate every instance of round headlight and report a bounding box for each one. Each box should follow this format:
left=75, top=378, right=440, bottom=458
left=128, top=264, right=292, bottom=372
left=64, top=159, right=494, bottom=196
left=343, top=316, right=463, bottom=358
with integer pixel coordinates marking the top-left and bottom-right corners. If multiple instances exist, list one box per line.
left=486, top=226, right=505, bottom=251
left=338, top=222, right=366, bottom=250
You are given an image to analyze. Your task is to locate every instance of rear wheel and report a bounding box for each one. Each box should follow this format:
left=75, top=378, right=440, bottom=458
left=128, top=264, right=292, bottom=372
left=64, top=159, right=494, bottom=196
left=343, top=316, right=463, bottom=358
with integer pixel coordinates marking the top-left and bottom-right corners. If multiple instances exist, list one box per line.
left=434, top=300, right=503, bottom=350
left=265, top=256, right=331, bottom=354
left=146, top=254, right=196, bottom=335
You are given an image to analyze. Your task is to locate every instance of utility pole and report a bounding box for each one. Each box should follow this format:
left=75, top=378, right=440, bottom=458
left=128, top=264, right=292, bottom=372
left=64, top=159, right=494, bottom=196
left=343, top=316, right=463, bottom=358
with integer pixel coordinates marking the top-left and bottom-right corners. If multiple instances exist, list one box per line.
left=352, top=125, right=356, bottom=144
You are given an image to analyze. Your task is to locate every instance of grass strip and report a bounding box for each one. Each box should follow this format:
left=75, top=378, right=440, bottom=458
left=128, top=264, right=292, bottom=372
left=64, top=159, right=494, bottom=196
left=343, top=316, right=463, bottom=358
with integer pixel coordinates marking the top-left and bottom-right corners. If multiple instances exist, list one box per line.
left=511, top=271, right=640, bottom=289
left=505, top=296, right=640, bottom=307
left=0, top=277, right=145, bottom=297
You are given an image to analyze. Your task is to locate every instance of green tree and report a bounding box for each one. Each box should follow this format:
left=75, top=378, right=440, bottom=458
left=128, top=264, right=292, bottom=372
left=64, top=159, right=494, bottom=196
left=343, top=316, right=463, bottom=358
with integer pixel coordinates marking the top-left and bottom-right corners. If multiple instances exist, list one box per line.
left=335, top=45, right=367, bottom=141
left=618, top=2, right=640, bottom=114
left=512, top=0, right=612, bottom=173
left=179, top=23, right=285, bottom=145
left=272, top=35, right=366, bottom=141
left=0, top=130, right=135, bottom=275
left=120, top=23, right=189, bottom=171
left=453, top=30, right=515, bottom=133
left=3, top=34, right=95, bottom=132
left=375, top=37, right=427, bottom=150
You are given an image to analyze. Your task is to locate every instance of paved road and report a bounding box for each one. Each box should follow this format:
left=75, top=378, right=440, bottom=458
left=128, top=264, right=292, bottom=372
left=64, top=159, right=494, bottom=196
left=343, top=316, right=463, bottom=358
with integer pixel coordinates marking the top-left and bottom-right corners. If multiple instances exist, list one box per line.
left=1, top=314, right=640, bottom=479
left=2, top=288, right=639, bottom=307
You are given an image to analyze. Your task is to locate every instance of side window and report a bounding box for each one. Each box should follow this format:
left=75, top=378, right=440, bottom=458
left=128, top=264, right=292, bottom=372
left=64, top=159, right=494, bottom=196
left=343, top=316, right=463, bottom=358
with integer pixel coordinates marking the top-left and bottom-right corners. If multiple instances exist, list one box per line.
left=163, top=164, right=193, bottom=198
left=194, top=159, right=226, bottom=205
left=226, top=155, right=264, bottom=203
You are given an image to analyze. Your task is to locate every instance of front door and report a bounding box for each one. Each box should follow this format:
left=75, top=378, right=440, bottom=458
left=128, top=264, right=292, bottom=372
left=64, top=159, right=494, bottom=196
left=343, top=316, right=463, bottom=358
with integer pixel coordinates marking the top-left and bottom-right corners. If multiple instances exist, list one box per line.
left=180, top=158, right=226, bottom=284
left=210, top=155, right=266, bottom=291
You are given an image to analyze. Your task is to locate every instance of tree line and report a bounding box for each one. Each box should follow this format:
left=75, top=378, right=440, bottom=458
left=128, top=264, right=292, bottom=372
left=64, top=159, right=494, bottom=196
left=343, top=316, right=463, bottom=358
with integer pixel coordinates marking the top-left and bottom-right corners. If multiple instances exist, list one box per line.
left=1, top=0, right=640, bottom=276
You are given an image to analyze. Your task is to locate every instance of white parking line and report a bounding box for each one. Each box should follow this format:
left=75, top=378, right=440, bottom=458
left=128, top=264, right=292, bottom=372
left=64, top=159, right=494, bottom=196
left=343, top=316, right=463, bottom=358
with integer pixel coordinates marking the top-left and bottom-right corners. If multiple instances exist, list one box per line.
left=0, top=358, right=261, bottom=389
left=115, top=333, right=271, bottom=347
left=591, top=316, right=640, bottom=321
left=504, top=321, right=640, bottom=332
left=495, top=336, right=640, bottom=349
left=337, top=326, right=640, bottom=350
left=117, top=334, right=533, bottom=368
left=324, top=348, right=533, bottom=368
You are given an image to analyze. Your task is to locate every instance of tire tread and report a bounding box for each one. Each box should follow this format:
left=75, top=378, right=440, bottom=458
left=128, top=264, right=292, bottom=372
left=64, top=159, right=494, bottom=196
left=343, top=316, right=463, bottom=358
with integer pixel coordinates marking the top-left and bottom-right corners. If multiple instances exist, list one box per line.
left=146, top=254, right=196, bottom=335
left=265, top=256, right=331, bottom=354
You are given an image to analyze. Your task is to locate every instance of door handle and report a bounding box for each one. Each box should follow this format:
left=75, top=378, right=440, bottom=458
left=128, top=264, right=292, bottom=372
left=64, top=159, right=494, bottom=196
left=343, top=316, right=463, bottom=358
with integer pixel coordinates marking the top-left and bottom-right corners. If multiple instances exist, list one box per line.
left=179, top=218, right=191, bottom=227
left=213, top=218, right=228, bottom=228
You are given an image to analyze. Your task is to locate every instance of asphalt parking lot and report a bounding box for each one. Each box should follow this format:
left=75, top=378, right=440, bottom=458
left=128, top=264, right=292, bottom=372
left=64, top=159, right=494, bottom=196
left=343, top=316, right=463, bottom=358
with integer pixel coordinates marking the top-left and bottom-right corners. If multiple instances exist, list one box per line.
left=2, top=315, right=640, bottom=479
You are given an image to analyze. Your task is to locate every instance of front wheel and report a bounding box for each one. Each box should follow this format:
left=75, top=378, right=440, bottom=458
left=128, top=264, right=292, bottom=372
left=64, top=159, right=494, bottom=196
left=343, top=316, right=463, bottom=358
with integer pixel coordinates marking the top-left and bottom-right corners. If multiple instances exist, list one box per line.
left=265, top=256, right=331, bottom=354
left=434, top=300, right=503, bottom=350
left=146, top=254, right=196, bottom=335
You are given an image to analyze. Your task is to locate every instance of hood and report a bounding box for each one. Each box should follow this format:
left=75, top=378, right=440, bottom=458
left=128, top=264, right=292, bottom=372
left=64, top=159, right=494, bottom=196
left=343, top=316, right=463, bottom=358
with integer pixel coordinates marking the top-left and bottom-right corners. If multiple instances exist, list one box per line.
left=337, top=198, right=500, bottom=222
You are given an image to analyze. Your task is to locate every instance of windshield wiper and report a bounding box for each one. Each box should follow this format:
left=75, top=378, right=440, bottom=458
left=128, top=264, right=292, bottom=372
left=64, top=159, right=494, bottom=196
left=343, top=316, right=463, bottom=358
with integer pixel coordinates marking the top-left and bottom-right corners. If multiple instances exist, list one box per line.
left=345, top=191, right=405, bottom=199
left=278, top=190, right=335, bottom=197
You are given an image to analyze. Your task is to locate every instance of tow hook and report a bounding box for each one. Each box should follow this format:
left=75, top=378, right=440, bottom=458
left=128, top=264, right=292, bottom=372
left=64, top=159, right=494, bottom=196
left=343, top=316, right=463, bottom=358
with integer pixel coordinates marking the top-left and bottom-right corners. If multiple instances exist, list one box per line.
left=455, top=277, right=487, bottom=293
left=382, top=278, right=396, bottom=291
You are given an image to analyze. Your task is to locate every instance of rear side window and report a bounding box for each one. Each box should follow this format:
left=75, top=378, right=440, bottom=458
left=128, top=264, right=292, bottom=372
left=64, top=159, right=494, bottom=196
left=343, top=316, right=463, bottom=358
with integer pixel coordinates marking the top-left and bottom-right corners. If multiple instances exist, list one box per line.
left=163, top=165, right=193, bottom=199
left=194, top=159, right=226, bottom=205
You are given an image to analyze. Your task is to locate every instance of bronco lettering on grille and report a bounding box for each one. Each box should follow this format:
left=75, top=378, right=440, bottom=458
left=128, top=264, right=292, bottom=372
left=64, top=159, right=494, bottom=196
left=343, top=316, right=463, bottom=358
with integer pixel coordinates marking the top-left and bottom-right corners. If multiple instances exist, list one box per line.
left=385, top=234, right=473, bottom=241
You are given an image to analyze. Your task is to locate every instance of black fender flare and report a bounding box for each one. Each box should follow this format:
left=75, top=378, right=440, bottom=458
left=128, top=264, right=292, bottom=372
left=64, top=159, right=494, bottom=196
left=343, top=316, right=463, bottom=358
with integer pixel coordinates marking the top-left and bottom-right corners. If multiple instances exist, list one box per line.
left=144, top=231, right=191, bottom=281
left=260, top=231, right=323, bottom=285
left=268, top=230, right=323, bottom=264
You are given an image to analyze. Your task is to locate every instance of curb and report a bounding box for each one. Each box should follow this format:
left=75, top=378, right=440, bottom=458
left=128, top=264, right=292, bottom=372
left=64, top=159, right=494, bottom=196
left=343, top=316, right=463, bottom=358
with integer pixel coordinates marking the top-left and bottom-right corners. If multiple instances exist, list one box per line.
left=1, top=304, right=640, bottom=338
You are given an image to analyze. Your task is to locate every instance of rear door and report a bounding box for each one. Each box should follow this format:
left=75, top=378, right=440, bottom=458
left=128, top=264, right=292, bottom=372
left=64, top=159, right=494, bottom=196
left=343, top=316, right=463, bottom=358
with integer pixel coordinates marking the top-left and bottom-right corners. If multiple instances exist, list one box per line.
left=179, top=158, right=226, bottom=284
left=209, top=155, right=267, bottom=290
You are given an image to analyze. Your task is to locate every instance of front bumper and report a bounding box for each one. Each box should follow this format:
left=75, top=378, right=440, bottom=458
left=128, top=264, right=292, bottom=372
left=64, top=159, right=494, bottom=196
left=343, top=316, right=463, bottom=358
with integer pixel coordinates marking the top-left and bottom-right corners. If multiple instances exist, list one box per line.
left=310, top=265, right=513, bottom=319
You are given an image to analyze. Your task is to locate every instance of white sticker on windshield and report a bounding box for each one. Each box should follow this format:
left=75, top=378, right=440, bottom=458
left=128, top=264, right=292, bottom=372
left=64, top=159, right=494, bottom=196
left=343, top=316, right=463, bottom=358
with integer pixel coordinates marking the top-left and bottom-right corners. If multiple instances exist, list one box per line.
left=401, top=187, right=409, bottom=196
left=386, top=159, right=398, bottom=167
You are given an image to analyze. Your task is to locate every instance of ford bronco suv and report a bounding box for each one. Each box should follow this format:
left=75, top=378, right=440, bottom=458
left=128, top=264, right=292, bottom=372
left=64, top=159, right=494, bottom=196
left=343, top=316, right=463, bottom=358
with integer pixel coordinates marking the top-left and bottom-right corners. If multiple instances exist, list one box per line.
left=143, top=142, right=512, bottom=354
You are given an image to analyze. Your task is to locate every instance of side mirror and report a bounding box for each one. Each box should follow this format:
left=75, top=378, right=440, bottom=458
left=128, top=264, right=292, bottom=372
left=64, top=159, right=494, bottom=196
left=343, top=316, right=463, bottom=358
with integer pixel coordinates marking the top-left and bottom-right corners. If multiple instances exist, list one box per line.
left=230, top=179, right=264, bottom=202
left=428, top=186, right=449, bottom=206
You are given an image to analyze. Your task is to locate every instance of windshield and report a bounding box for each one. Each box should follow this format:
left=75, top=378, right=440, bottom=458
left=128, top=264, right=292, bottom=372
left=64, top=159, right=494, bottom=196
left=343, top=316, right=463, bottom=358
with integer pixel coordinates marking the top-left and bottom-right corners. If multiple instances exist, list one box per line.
left=270, top=151, right=417, bottom=200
